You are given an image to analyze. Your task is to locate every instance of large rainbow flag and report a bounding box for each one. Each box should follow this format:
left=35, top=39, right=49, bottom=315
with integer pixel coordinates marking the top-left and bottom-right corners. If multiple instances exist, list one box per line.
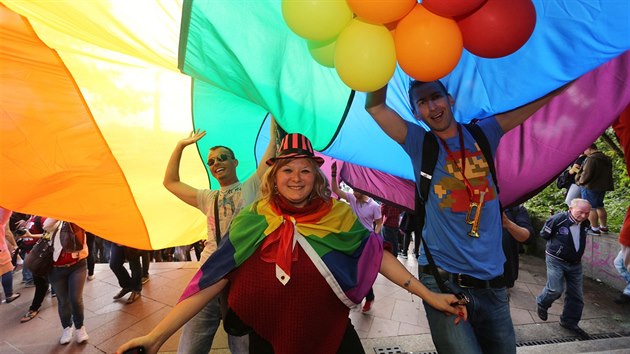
left=1, top=1, right=629, bottom=248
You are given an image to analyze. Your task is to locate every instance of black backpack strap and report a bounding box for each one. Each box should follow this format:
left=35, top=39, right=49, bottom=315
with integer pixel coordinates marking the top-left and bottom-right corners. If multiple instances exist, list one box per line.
left=463, top=123, right=499, bottom=194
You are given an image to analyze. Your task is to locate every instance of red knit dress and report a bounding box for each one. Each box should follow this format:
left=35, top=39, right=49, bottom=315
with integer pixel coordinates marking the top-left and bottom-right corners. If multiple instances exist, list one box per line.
left=227, top=246, right=350, bottom=353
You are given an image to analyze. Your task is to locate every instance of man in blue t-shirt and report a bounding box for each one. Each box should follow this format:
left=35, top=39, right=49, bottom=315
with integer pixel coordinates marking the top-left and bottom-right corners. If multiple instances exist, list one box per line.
left=366, top=80, right=560, bottom=353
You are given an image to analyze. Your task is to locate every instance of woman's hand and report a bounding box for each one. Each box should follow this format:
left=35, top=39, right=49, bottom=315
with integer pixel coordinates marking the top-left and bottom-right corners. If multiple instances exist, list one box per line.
left=179, top=129, right=206, bottom=147
left=423, top=292, right=468, bottom=325
left=116, top=334, right=159, bottom=354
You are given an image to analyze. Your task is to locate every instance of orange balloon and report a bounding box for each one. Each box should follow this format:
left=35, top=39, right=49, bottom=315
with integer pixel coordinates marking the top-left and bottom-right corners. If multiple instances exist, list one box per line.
left=347, top=0, right=416, bottom=25
left=394, top=5, right=463, bottom=82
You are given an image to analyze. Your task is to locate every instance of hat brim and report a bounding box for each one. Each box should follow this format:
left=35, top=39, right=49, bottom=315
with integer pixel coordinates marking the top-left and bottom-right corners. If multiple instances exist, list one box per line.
left=266, top=153, right=325, bottom=166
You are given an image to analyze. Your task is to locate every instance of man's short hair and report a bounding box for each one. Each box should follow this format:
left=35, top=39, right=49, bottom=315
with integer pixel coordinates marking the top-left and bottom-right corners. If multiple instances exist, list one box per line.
left=209, top=145, right=235, bottom=159
left=408, top=80, right=449, bottom=114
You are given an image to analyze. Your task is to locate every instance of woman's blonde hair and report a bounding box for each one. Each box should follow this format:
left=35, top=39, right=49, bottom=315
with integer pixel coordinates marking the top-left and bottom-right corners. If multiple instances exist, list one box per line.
left=260, top=158, right=331, bottom=202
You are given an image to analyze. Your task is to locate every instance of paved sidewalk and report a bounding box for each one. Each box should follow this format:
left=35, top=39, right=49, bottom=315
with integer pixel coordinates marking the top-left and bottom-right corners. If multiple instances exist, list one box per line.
left=1, top=251, right=629, bottom=353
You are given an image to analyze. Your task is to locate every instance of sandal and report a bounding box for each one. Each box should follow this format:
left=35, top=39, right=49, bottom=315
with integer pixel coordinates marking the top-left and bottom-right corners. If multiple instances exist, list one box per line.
left=20, top=309, right=39, bottom=323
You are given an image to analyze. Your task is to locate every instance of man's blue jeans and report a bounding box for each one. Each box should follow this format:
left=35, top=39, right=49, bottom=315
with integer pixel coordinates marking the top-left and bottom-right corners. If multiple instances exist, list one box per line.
left=418, top=269, right=515, bottom=354
left=49, top=259, right=87, bottom=328
left=177, top=296, right=249, bottom=354
left=614, top=250, right=630, bottom=296
left=536, top=256, right=584, bottom=327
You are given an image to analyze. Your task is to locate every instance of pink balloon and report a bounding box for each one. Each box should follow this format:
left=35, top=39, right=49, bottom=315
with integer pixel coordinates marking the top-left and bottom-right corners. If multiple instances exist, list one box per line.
left=423, top=0, right=486, bottom=18
left=456, top=0, right=536, bottom=58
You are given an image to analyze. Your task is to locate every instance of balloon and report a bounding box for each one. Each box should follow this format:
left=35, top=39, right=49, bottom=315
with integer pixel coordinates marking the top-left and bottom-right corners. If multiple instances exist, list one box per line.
left=281, top=0, right=352, bottom=41
left=394, top=5, right=463, bottom=82
left=456, top=0, right=536, bottom=58
left=423, top=0, right=486, bottom=18
left=307, top=38, right=336, bottom=68
left=347, top=0, right=415, bottom=25
left=335, top=19, right=396, bottom=92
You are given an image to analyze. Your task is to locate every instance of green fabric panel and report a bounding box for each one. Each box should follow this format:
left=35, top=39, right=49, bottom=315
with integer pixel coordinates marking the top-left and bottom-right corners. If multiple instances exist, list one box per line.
left=305, top=220, right=369, bottom=257
left=192, top=79, right=267, bottom=185
left=180, top=0, right=351, bottom=156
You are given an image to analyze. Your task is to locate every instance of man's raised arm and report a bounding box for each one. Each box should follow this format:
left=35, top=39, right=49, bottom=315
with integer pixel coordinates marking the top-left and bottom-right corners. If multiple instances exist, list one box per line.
left=365, top=85, right=408, bottom=144
left=163, top=130, right=206, bottom=207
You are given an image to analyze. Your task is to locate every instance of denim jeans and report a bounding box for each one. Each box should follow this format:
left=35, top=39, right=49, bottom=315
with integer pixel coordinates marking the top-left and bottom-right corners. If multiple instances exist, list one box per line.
left=614, top=250, right=630, bottom=296
left=109, top=244, right=141, bottom=292
left=418, top=268, right=516, bottom=354
left=382, top=226, right=399, bottom=256
left=49, top=259, right=87, bottom=328
left=536, top=256, right=584, bottom=327
left=20, top=249, right=33, bottom=283
left=1, top=270, right=14, bottom=298
left=177, top=296, right=249, bottom=354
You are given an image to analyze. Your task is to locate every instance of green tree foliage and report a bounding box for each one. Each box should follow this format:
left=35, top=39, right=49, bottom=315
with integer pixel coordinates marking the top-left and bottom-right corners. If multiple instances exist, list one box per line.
left=525, top=129, right=629, bottom=233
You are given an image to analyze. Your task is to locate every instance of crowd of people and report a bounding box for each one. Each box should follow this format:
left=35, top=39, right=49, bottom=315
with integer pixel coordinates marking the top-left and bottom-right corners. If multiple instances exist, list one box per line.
left=2, top=79, right=628, bottom=354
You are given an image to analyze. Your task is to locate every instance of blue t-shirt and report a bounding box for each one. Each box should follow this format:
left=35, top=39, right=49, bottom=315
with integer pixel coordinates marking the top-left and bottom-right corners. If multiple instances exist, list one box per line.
left=403, top=117, right=504, bottom=280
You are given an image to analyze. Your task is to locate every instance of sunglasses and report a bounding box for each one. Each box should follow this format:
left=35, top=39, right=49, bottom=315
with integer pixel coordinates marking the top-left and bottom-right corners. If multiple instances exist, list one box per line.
left=207, top=153, right=232, bottom=167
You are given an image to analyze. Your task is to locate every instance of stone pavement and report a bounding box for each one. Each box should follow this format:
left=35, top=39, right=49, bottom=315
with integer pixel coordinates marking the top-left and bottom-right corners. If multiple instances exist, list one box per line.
left=1, top=251, right=629, bottom=354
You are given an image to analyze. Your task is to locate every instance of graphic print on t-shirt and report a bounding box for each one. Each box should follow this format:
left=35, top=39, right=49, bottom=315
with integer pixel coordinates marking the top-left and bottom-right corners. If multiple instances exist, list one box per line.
left=433, top=142, right=496, bottom=213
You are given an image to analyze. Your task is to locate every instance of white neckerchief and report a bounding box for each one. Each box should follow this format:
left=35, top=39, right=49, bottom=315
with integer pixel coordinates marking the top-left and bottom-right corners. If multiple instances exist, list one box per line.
left=51, top=221, right=63, bottom=261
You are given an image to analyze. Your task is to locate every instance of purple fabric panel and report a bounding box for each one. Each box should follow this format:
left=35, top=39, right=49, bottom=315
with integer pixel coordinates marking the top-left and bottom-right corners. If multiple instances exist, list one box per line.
left=338, top=160, right=415, bottom=211
left=497, top=51, right=630, bottom=206
left=344, top=233, right=383, bottom=304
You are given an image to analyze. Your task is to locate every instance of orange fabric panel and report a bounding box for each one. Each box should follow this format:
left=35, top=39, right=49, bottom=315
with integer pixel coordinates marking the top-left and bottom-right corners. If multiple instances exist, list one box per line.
left=0, top=4, right=150, bottom=249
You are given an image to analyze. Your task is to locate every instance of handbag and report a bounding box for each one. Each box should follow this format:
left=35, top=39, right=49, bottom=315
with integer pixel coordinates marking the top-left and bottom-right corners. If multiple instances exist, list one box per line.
left=59, top=222, right=84, bottom=252
left=24, top=236, right=53, bottom=276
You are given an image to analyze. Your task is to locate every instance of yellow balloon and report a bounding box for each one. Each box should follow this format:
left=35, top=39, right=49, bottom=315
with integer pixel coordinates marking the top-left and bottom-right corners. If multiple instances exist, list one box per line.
left=334, top=19, right=396, bottom=92
left=307, top=38, right=337, bottom=68
left=282, top=0, right=353, bottom=41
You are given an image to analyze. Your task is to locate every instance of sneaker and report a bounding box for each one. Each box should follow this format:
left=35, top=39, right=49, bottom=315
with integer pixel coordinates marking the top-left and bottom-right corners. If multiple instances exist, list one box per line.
left=113, top=288, right=131, bottom=300
left=59, top=326, right=74, bottom=345
left=401, top=254, right=408, bottom=259
left=141, top=276, right=149, bottom=285
left=87, top=274, right=95, bottom=281
left=536, top=304, right=548, bottom=321
left=126, top=291, right=141, bottom=304
left=361, top=300, right=373, bottom=313
left=614, top=293, right=630, bottom=304
left=559, top=322, right=590, bottom=340
left=5, top=293, right=20, bottom=303
left=75, top=326, right=89, bottom=343
left=20, top=309, right=39, bottom=323
left=599, top=226, right=609, bottom=233
left=589, top=227, right=601, bottom=235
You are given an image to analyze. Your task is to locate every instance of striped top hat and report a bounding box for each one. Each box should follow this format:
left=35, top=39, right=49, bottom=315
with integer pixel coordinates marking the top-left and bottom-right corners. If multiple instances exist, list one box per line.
left=266, top=133, right=324, bottom=166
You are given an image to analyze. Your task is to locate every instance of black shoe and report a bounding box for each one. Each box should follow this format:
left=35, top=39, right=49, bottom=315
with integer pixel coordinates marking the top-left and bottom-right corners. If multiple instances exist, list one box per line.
left=537, top=304, right=548, bottom=321
left=113, top=288, right=131, bottom=300
left=559, top=322, right=590, bottom=339
left=589, top=227, right=601, bottom=235
left=126, top=291, right=141, bottom=304
left=614, top=293, right=630, bottom=304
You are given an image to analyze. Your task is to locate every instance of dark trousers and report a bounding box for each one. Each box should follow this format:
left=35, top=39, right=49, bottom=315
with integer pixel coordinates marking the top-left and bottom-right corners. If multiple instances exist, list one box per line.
left=30, top=274, right=49, bottom=312
left=86, top=232, right=95, bottom=276
left=141, top=251, right=150, bottom=277
left=109, top=244, right=142, bottom=292
left=248, top=319, right=364, bottom=353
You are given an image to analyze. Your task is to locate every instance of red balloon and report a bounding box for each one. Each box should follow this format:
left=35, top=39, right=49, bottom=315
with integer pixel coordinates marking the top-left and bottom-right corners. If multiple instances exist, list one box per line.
left=423, top=0, right=486, bottom=17
left=456, top=0, right=536, bottom=58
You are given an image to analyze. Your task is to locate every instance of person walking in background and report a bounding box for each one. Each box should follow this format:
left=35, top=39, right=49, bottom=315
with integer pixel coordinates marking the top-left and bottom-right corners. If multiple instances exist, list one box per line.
left=576, top=143, right=614, bottom=234
left=381, top=203, right=403, bottom=258
left=1, top=207, right=20, bottom=304
left=117, top=133, right=466, bottom=354
left=564, top=154, right=587, bottom=206
left=501, top=205, right=535, bottom=289
left=331, top=163, right=383, bottom=313
left=536, top=199, right=592, bottom=339
left=18, top=215, right=51, bottom=323
left=43, top=218, right=90, bottom=345
left=163, top=119, right=277, bottom=354
left=109, top=244, right=143, bottom=304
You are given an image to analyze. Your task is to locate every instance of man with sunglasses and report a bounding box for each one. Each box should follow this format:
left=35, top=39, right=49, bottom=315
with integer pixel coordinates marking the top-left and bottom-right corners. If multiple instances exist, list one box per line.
left=164, top=118, right=277, bottom=354
left=366, top=81, right=563, bottom=354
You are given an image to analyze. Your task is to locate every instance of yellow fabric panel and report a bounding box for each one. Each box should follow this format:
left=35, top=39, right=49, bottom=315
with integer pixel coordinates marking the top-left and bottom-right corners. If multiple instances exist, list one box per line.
left=1, top=1, right=209, bottom=249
